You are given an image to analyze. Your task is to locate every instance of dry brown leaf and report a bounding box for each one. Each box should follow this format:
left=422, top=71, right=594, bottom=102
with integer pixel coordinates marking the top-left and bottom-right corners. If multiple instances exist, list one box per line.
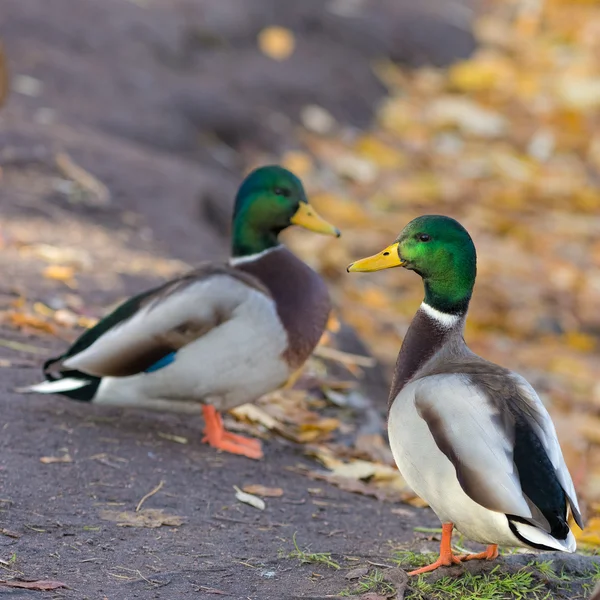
left=99, top=509, right=184, bottom=528
left=242, top=484, right=284, bottom=498
left=307, top=471, right=396, bottom=502
left=352, top=434, right=395, bottom=465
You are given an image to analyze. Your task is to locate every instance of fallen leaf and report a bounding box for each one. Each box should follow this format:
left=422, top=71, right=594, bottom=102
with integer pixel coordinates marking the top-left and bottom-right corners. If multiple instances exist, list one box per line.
left=304, top=446, right=419, bottom=504
left=307, top=471, right=398, bottom=502
left=257, top=26, right=295, bottom=61
left=234, top=486, right=266, bottom=510
left=281, top=151, right=314, bottom=177
left=425, top=96, right=507, bottom=137
left=43, top=265, right=76, bottom=286
left=230, top=404, right=278, bottom=430
left=296, top=418, right=341, bottom=443
left=40, top=454, right=73, bottom=464
left=313, top=346, right=376, bottom=368
left=574, top=516, right=600, bottom=547
left=0, top=580, right=68, bottom=591
left=19, top=244, right=91, bottom=267
left=405, top=496, right=429, bottom=508
left=99, top=509, right=184, bottom=528
left=242, top=484, right=284, bottom=498
left=6, top=312, right=55, bottom=335
left=355, top=434, right=395, bottom=466
left=448, top=53, right=515, bottom=93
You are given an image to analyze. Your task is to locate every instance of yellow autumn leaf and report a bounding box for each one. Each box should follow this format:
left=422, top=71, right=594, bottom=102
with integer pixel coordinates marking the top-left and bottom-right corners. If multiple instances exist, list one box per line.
left=257, top=26, right=295, bottom=61
left=43, top=265, right=76, bottom=285
left=310, top=192, right=372, bottom=226
left=354, top=134, right=407, bottom=169
left=7, top=312, right=56, bottom=335
left=281, top=151, right=314, bottom=177
left=564, top=331, right=597, bottom=352
left=574, top=517, right=600, bottom=547
left=296, top=417, right=340, bottom=443
left=389, top=174, right=442, bottom=204
left=448, top=53, right=515, bottom=93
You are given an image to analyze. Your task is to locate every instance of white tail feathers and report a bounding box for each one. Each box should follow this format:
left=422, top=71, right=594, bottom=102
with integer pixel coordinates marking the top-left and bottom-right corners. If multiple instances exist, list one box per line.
left=512, top=521, right=576, bottom=553
left=18, top=378, right=90, bottom=395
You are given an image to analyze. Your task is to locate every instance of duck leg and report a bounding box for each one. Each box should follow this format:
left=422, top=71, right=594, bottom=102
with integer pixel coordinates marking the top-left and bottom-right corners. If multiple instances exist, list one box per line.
left=458, top=544, right=499, bottom=562
left=407, top=523, right=463, bottom=576
left=201, top=405, right=263, bottom=460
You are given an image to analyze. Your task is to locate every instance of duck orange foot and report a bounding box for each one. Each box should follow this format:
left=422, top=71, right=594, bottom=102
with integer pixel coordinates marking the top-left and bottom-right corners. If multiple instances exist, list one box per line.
left=201, top=405, right=263, bottom=460
left=408, top=523, right=499, bottom=576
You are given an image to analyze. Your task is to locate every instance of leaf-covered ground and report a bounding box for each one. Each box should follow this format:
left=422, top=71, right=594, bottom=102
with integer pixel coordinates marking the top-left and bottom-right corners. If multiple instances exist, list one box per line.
left=1, top=0, right=600, bottom=598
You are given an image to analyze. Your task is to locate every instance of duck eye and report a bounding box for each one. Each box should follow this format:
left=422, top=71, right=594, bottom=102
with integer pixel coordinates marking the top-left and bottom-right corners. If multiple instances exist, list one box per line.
left=418, top=233, right=431, bottom=242
left=274, top=187, right=291, bottom=197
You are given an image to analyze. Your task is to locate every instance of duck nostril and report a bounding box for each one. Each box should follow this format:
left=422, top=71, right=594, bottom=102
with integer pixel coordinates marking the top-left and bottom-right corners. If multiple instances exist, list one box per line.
left=383, top=252, right=390, bottom=256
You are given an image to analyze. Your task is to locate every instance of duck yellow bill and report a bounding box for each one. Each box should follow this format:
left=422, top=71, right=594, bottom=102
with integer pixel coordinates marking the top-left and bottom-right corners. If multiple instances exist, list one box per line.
left=291, top=202, right=341, bottom=237
left=347, top=242, right=403, bottom=272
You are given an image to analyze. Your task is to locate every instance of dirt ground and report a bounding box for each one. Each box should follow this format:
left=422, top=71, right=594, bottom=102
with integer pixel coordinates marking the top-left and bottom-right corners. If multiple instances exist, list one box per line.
left=1, top=1, right=599, bottom=598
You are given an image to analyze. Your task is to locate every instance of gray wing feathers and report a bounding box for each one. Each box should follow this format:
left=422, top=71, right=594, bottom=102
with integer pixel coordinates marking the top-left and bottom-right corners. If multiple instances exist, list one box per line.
left=415, top=374, right=533, bottom=519
left=63, top=275, right=260, bottom=377
left=415, top=371, right=582, bottom=528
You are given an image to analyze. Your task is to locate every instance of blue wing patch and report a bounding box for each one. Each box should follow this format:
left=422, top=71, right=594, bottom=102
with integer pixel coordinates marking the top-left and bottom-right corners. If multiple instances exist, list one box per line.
left=145, top=352, right=176, bottom=373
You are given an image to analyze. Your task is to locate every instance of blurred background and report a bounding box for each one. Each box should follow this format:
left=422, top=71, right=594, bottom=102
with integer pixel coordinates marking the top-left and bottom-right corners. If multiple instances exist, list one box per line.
left=1, top=0, right=600, bottom=549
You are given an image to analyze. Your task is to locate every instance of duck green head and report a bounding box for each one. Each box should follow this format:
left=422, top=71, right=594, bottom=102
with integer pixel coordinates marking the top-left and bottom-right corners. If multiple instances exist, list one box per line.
left=232, top=166, right=340, bottom=257
left=347, top=215, right=476, bottom=315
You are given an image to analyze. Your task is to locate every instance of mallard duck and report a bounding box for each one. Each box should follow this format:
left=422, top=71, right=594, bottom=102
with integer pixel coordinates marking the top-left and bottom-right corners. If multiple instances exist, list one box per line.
left=347, top=215, right=583, bottom=575
left=27, top=165, right=340, bottom=460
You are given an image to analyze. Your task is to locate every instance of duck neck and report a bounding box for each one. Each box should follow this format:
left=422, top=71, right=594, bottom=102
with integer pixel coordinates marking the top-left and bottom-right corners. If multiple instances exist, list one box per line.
left=422, top=273, right=473, bottom=316
left=388, top=301, right=467, bottom=410
left=231, top=221, right=280, bottom=258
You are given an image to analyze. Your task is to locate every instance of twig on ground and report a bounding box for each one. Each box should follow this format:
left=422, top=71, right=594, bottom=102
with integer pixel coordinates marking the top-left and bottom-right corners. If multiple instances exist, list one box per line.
left=136, top=480, right=165, bottom=512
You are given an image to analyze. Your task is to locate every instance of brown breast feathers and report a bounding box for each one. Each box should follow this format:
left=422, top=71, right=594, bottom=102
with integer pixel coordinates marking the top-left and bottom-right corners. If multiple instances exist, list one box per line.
left=235, top=247, right=331, bottom=368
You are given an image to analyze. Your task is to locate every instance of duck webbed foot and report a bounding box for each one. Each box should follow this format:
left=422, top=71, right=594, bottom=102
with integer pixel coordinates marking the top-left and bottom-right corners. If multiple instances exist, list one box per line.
left=408, top=523, right=463, bottom=576
left=201, top=405, right=263, bottom=460
left=457, top=544, right=499, bottom=562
